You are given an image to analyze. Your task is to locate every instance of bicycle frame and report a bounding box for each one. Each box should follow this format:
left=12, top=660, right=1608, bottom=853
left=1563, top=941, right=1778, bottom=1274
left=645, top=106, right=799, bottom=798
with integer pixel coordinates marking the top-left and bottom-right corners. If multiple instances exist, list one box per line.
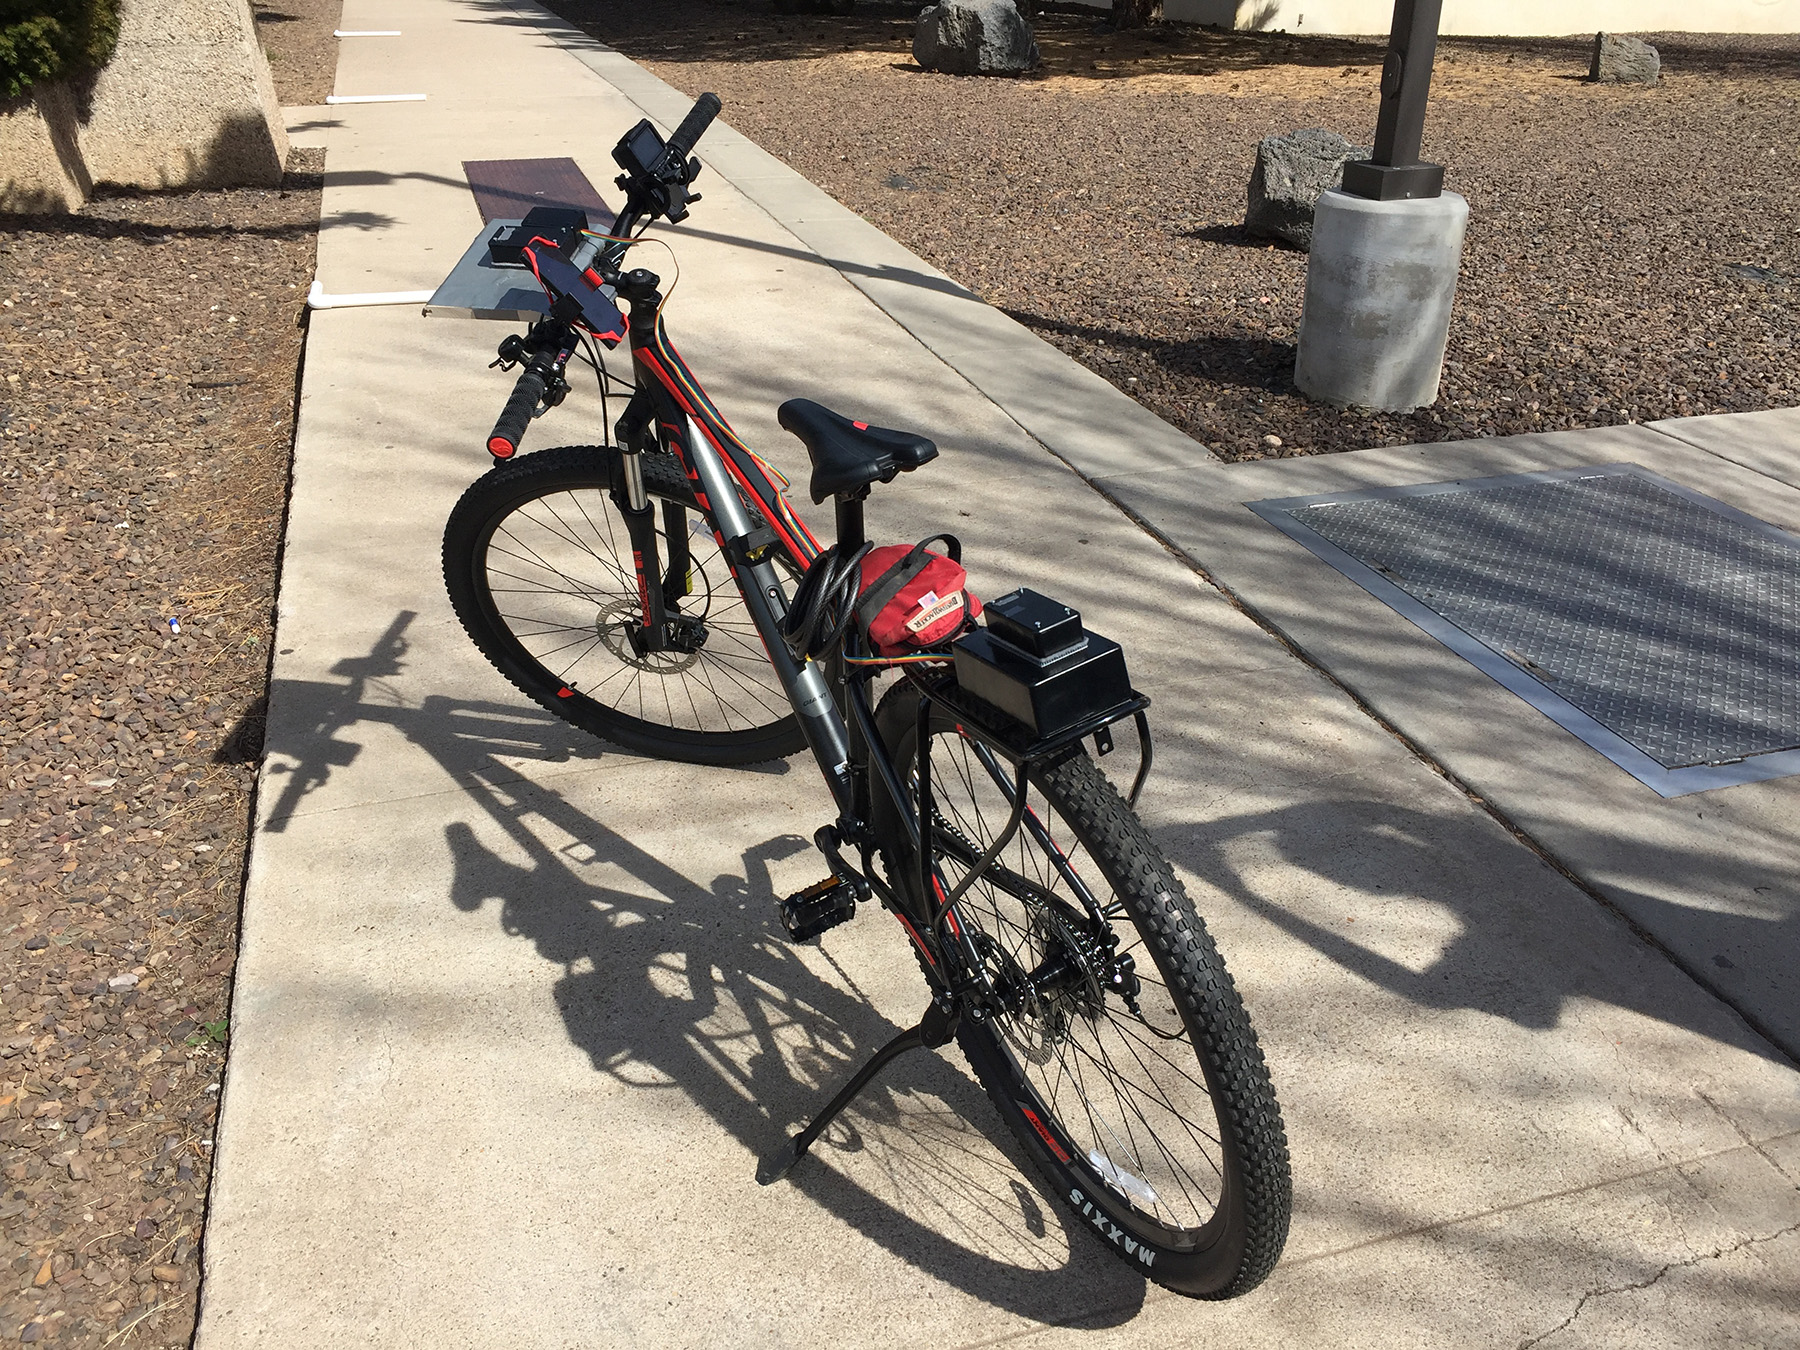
left=611, top=283, right=1153, bottom=1010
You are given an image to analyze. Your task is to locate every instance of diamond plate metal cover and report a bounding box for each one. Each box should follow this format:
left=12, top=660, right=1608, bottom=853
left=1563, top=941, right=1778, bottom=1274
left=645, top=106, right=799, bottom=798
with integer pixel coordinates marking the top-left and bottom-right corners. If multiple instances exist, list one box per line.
left=1249, top=464, right=1800, bottom=796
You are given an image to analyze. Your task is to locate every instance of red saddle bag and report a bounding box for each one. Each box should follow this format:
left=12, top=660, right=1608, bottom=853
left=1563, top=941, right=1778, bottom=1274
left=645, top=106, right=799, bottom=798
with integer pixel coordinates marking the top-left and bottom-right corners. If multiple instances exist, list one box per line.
left=855, top=534, right=982, bottom=656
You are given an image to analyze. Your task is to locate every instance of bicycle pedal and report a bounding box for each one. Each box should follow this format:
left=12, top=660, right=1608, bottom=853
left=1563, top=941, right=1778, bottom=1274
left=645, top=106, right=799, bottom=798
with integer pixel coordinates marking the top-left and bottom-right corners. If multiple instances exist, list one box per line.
left=778, top=876, right=859, bottom=944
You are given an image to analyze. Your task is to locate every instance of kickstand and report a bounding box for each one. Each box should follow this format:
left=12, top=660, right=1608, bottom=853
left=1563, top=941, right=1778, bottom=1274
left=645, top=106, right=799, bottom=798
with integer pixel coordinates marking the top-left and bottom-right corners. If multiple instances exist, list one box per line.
left=756, top=1001, right=959, bottom=1185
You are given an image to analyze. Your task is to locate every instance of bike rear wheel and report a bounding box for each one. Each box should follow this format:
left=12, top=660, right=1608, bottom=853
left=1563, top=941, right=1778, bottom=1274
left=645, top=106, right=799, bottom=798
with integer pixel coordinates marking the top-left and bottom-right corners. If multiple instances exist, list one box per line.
left=443, top=445, right=806, bottom=765
left=874, top=687, right=1291, bottom=1298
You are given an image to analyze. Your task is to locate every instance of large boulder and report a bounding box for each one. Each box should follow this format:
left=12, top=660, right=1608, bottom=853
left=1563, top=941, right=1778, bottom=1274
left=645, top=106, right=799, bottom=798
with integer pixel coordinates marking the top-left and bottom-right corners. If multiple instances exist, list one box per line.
left=1245, top=128, right=1369, bottom=251
left=914, top=0, right=1039, bottom=76
left=1589, top=33, right=1660, bottom=85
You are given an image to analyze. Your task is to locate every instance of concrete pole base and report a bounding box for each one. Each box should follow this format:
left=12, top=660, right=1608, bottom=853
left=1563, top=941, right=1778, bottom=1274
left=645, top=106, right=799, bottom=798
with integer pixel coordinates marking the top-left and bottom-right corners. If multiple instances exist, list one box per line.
left=1294, top=188, right=1469, bottom=413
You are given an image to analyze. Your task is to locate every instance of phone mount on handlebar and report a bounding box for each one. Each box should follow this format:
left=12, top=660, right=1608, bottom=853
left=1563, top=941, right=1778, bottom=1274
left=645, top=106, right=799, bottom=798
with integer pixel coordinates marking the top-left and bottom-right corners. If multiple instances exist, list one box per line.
left=523, top=244, right=626, bottom=345
left=482, top=205, right=627, bottom=347
left=611, top=117, right=704, bottom=225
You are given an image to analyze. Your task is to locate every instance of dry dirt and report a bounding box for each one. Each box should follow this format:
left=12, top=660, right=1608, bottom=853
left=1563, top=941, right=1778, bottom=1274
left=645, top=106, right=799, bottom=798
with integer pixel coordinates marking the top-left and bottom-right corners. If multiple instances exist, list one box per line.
left=553, top=2, right=1799, bottom=460
left=1, top=2, right=339, bottom=1343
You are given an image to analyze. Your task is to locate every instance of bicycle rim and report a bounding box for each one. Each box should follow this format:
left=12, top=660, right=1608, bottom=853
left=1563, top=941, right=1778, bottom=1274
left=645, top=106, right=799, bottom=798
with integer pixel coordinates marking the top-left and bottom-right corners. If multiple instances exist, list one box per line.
left=447, top=448, right=804, bottom=761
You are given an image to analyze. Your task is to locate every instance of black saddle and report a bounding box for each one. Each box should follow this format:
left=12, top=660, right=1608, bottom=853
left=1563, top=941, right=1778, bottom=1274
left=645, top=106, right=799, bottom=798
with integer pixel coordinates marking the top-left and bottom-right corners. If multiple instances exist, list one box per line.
left=777, top=398, right=938, bottom=503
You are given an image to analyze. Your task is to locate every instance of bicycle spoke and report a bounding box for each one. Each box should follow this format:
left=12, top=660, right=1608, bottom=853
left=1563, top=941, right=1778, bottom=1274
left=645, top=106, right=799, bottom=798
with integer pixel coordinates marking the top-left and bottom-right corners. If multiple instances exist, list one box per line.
left=474, top=476, right=795, bottom=739
left=917, top=722, right=1233, bottom=1244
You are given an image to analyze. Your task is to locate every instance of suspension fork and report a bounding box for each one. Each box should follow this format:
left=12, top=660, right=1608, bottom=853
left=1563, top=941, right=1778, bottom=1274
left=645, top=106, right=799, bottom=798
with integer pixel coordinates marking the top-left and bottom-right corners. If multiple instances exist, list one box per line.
left=605, top=386, right=675, bottom=651
left=660, top=498, right=693, bottom=606
left=682, top=415, right=855, bottom=816
left=614, top=446, right=671, bottom=651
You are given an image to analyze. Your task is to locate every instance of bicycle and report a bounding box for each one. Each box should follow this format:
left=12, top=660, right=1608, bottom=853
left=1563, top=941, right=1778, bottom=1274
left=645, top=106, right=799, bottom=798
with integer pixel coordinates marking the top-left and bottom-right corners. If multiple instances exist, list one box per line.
left=439, top=93, right=1291, bottom=1298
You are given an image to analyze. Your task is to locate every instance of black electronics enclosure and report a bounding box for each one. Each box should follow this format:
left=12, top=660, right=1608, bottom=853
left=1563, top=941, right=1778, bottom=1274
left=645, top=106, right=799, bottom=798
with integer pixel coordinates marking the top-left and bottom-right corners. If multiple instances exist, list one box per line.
left=952, top=589, right=1132, bottom=737
left=487, top=206, right=589, bottom=266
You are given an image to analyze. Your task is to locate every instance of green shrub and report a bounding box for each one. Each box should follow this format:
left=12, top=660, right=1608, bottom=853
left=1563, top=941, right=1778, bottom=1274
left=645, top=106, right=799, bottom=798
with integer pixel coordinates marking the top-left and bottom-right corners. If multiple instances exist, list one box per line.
left=0, top=0, right=121, bottom=100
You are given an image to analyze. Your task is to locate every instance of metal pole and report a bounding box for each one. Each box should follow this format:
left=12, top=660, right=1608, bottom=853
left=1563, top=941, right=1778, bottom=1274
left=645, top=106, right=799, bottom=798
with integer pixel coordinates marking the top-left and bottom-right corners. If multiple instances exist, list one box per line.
left=1341, top=0, right=1445, bottom=201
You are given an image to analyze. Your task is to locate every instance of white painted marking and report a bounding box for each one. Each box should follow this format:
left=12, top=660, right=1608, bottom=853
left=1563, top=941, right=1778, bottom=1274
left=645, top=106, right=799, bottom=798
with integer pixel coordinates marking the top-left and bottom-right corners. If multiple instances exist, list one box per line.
left=324, top=94, right=426, bottom=104
left=306, top=281, right=436, bottom=311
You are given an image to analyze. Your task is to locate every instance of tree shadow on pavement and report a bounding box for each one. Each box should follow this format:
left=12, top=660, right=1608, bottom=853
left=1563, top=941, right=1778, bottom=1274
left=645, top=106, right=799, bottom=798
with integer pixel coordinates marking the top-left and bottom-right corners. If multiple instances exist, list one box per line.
left=254, top=611, right=1149, bottom=1325
left=1170, top=795, right=1792, bottom=1062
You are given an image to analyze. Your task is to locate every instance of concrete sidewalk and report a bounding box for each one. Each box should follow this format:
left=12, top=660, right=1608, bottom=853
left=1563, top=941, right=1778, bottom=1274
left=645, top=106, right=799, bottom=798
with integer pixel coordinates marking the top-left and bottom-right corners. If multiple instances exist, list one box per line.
left=1095, top=413, right=1800, bottom=1061
left=200, top=3, right=1800, bottom=1346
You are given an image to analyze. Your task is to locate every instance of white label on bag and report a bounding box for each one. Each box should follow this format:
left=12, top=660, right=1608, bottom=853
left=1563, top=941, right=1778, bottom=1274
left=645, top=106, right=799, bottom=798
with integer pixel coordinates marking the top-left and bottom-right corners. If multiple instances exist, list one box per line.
left=907, top=590, right=963, bottom=633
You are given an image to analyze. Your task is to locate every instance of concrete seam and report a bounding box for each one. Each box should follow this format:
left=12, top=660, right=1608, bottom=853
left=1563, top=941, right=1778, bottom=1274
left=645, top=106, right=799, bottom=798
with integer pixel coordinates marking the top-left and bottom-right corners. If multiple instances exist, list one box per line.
left=1079, top=482, right=1800, bottom=1070
left=1696, top=1089, right=1800, bottom=1186
left=257, top=756, right=610, bottom=829
left=1640, top=417, right=1800, bottom=494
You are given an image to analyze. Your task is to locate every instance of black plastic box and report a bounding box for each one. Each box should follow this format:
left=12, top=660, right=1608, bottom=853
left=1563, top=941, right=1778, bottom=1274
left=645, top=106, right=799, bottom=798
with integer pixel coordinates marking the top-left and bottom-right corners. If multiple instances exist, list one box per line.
left=952, top=626, right=1132, bottom=738
left=984, top=588, right=1086, bottom=662
left=488, top=207, right=589, bottom=266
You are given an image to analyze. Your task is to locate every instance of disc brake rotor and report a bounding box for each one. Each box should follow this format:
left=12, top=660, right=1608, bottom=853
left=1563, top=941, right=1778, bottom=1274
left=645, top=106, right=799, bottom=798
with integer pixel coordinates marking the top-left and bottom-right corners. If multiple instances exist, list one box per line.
left=593, top=597, right=701, bottom=673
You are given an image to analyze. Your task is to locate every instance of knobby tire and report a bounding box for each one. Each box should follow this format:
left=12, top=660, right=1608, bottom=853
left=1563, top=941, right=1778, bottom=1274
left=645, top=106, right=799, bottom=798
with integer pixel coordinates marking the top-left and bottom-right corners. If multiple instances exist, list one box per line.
left=874, top=687, right=1291, bottom=1298
left=443, top=445, right=806, bottom=766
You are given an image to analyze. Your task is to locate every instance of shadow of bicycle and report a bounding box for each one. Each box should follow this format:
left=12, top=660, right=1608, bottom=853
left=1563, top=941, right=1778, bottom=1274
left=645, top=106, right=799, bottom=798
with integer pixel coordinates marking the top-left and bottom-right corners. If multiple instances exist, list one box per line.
left=249, top=611, right=1149, bottom=1325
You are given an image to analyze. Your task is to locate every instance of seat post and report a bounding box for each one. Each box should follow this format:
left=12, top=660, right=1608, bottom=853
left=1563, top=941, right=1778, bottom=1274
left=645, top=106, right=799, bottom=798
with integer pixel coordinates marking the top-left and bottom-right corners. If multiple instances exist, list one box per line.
left=834, top=490, right=867, bottom=553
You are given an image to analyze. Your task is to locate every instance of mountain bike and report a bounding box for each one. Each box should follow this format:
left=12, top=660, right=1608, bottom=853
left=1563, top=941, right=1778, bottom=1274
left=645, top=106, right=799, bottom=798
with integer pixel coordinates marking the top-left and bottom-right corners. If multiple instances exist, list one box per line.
left=439, top=93, right=1291, bottom=1298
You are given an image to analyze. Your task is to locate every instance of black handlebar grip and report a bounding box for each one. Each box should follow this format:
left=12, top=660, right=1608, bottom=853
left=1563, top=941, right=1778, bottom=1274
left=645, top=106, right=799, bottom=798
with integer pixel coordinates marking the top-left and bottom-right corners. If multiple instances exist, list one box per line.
left=663, top=92, right=722, bottom=169
left=488, top=366, right=547, bottom=459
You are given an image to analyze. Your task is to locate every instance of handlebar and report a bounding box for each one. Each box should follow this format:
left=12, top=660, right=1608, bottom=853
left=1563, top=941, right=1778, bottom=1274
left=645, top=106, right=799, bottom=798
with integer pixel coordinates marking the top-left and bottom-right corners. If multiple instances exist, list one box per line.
left=662, top=93, right=721, bottom=173
left=487, top=94, right=721, bottom=458
left=488, top=361, right=550, bottom=459
left=603, top=92, right=723, bottom=266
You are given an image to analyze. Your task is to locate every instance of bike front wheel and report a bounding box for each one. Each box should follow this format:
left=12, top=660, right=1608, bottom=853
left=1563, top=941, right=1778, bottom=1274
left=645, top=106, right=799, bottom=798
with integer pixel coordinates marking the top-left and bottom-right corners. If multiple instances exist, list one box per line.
left=874, top=687, right=1291, bottom=1298
left=443, top=445, right=806, bottom=765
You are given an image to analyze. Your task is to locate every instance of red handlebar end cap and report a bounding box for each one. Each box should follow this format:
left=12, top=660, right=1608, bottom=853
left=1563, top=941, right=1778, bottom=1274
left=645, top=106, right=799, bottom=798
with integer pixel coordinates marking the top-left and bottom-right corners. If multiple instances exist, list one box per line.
left=487, top=436, right=517, bottom=459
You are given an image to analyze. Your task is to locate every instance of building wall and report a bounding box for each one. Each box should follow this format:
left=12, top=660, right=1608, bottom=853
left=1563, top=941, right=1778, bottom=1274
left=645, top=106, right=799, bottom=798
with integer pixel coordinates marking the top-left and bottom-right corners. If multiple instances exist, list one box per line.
left=1161, top=0, right=1799, bottom=35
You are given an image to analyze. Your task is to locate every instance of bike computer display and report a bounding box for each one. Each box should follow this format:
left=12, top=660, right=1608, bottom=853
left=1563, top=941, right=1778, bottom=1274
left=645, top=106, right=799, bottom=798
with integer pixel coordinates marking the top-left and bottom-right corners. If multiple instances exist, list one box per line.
left=613, top=119, right=667, bottom=180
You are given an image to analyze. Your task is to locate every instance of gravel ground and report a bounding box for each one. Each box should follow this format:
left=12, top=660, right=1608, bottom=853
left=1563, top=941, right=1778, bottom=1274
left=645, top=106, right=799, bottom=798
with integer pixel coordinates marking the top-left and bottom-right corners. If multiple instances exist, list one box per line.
left=0, top=7, right=334, bottom=1342
left=253, top=0, right=344, bottom=107
left=554, top=2, right=1798, bottom=460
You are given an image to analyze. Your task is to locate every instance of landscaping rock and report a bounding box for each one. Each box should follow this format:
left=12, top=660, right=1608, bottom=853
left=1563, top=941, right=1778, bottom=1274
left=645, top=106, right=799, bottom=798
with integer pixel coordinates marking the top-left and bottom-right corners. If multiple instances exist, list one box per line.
left=914, top=0, right=1040, bottom=76
left=1590, top=33, right=1660, bottom=85
left=1245, top=128, right=1369, bottom=250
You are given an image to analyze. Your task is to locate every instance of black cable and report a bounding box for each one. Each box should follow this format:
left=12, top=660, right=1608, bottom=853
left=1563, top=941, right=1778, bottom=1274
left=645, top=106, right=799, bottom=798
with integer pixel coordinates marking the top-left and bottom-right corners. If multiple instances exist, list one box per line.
left=782, top=542, right=872, bottom=661
left=574, top=328, right=608, bottom=439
